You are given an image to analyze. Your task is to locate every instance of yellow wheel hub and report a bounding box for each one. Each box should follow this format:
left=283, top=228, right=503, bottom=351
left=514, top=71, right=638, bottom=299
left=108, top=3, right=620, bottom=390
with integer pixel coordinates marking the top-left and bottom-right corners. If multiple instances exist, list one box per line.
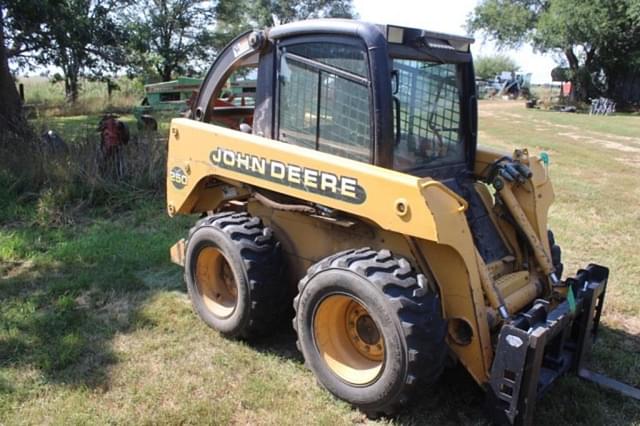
left=313, top=295, right=384, bottom=385
left=195, top=246, right=238, bottom=318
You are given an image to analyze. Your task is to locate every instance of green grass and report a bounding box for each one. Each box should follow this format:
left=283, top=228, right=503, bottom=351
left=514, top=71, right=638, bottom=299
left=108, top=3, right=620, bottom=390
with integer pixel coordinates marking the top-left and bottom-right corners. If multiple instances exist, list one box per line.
left=1, top=101, right=639, bottom=425
left=528, top=108, right=640, bottom=139
left=18, top=75, right=176, bottom=138
left=31, top=112, right=173, bottom=143
left=32, top=114, right=137, bottom=141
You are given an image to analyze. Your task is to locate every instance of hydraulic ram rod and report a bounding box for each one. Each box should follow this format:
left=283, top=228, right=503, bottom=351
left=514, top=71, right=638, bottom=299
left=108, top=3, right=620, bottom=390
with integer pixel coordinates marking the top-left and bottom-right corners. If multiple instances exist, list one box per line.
left=475, top=248, right=510, bottom=319
left=494, top=177, right=558, bottom=283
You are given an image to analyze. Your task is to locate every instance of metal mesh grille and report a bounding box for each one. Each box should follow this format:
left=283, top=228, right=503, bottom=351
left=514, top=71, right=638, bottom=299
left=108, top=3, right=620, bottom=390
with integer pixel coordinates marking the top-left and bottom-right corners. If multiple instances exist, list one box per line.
left=393, top=60, right=463, bottom=171
left=318, top=75, right=370, bottom=161
left=278, top=43, right=371, bottom=162
left=279, top=61, right=318, bottom=149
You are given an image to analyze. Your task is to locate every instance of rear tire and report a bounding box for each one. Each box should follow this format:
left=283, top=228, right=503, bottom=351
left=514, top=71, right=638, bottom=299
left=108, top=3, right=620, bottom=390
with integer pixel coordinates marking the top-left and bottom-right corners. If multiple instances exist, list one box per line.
left=293, top=248, right=446, bottom=416
left=184, top=211, right=285, bottom=338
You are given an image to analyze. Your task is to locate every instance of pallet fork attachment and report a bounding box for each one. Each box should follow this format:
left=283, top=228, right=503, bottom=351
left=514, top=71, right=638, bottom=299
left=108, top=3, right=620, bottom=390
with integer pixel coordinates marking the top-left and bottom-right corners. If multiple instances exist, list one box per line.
left=487, top=264, right=640, bottom=425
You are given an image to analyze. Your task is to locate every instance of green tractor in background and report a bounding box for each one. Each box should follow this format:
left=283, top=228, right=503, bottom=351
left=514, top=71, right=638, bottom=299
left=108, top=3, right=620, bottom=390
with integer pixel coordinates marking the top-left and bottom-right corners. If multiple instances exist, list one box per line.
left=133, top=76, right=256, bottom=131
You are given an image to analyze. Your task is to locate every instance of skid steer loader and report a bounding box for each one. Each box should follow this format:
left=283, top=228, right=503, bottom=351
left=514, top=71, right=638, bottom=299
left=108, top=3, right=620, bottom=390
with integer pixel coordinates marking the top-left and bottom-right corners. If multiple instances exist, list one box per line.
left=166, top=19, right=639, bottom=424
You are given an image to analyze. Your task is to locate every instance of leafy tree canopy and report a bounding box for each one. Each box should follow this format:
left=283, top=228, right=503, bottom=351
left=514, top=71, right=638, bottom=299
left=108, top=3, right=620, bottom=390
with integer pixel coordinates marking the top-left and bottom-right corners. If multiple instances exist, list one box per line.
left=213, top=0, right=356, bottom=56
left=4, top=0, right=126, bottom=102
left=125, top=0, right=356, bottom=82
left=124, top=0, right=215, bottom=82
left=2, top=0, right=356, bottom=110
left=550, top=66, right=570, bottom=82
left=468, top=0, right=640, bottom=102
left=474, top=54, right=519, bottom=80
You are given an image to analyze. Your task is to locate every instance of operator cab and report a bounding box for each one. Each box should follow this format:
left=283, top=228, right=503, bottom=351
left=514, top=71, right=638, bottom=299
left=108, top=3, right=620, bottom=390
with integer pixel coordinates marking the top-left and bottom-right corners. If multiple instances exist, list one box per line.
left=192, top=20, right=477, bottom=181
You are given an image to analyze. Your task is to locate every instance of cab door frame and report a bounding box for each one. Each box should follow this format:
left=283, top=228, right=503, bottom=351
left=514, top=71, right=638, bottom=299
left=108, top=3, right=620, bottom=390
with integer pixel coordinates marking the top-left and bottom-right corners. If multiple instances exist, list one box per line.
left=193, top=23, right=396, bottom=167
left=267, top=28, right=394, bottom=167
left=192, top=31, right=261, bottom=124
left=273, top=34, right=375, bottom=162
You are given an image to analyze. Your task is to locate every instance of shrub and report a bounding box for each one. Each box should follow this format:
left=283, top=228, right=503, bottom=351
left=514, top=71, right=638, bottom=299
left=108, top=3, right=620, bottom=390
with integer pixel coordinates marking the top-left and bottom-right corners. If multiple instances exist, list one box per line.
left=0, top=123, right=167, bottom=226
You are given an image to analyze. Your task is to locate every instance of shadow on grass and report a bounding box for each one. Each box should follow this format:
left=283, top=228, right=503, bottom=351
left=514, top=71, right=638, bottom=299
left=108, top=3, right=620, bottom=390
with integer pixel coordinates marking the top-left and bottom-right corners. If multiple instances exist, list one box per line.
left=397, top=325, right=639, bottom=425
left=0, top=372, right=14, bottom=395
left=251, top=316, right=640, bottom=425
left=0, top=271, right=152, bottom=391
left=252, top=322, right=304, bottom=363
left=0, top=208, right=190, bottom=392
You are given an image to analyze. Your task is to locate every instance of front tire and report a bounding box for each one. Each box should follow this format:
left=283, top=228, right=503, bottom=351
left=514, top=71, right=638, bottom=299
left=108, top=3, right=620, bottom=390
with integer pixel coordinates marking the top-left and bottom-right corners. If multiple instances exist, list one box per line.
left=184, top=212, right=285, bottom=338
left=293, top=248, right=447, bottom=416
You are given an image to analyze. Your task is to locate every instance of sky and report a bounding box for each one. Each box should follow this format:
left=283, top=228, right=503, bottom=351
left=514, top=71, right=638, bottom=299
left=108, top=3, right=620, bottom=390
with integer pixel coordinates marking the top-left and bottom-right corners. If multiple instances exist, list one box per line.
left=353, top=0, right=559, bottom=83
left=15, top=1, right=559, bottom=83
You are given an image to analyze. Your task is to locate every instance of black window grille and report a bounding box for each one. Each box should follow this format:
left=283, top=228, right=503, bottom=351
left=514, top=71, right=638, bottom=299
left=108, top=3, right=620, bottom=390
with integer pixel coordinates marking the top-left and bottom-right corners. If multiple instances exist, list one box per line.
left=279, top=60, right=318, bottom=149
left=392, top=60, right=463, bottom=171
left=278, top=43, right=371, bottom=163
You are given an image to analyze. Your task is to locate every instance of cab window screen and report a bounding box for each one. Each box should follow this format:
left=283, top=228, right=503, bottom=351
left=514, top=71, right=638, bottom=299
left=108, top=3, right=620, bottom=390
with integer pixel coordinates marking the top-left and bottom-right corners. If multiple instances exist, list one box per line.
left=278, top=42, right=371, bottom=163
left=318, top=74, right=370, bottom=161
left=278, top=61, right=318, bottom=149
left=393, top=59, right=463, bottom=171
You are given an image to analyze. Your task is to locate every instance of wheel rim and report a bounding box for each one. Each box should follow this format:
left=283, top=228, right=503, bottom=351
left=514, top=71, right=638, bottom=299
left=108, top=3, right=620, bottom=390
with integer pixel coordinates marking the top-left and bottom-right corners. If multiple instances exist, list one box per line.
left=195, top=246, right=238, bottom=318
left=313, top=295, right=384, bottom=385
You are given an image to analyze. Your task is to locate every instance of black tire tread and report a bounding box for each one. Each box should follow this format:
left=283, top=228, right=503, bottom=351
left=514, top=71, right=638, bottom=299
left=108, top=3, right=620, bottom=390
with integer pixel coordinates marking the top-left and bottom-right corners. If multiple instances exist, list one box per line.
left=186, top=211, right=284, bottom=337
left=293, top=247, right=447, bottom=417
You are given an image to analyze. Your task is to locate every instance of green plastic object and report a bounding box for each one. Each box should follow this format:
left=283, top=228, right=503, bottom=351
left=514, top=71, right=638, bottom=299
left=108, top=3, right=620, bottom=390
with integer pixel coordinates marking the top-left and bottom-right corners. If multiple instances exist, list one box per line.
left=539, top=152, right=549, bottom=166
left=567, top=285, right=576, bottom=313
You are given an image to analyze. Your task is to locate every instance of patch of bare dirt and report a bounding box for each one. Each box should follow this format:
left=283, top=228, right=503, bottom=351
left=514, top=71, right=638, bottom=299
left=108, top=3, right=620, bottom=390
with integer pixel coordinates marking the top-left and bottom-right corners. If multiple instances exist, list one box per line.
left=479, top=100, right=525, bottom=111
left=617, top=158, right=640, bottom=168
left=528, top=117, right=640, bottom=147
left=77, top=290, right=145, bottom=326
left=1, top=260, right=35, bottom=279
left=604, top=311, right=640, bottom=337
left=557, top=132, right=640, bottom=154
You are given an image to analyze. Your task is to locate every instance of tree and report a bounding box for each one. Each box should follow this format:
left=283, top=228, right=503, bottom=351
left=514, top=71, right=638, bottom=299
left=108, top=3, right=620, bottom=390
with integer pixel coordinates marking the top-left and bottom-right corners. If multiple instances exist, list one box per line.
left=248, top=0, right=355, bottom=26
left=1, top=0, right=54, bottom=133
left=467, top=0, right=640, bottom=102
left=125, top=0, right=356, bottom=82
left=550, top=66, right=570, bottom=82
left=213, top=0, right=356, bottom=58
left=124, top=0, right=214, bottom=82
left=592, top=2, right=640, bottom=102
left=0, top=8, right=24, bottom=134
left=474, top=54, right=518, bottom=80
left=5, top=0, right=126, bottom=103
left=45, top=1, right=125, bottom=102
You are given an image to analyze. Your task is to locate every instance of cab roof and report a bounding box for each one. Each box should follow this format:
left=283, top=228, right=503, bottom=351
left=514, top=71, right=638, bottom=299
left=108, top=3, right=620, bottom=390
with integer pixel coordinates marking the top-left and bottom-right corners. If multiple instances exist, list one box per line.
left=267, top=19, right=474, bottom=53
